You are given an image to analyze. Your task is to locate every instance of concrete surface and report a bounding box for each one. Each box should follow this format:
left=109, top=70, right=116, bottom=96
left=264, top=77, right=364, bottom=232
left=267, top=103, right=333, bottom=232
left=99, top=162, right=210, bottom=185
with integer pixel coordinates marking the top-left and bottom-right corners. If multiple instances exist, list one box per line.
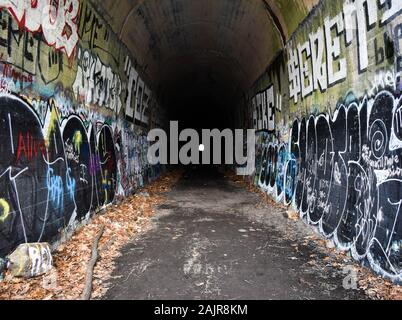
left=96, top=0, right=319, bottom=96
left=103, top=166, right=369, bottom=300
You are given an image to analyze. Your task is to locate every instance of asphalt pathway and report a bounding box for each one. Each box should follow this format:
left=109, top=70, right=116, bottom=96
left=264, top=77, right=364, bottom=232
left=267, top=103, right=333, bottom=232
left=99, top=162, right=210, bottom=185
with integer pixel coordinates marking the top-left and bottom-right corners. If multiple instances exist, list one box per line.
left=103, top=167, right=368, bottom=300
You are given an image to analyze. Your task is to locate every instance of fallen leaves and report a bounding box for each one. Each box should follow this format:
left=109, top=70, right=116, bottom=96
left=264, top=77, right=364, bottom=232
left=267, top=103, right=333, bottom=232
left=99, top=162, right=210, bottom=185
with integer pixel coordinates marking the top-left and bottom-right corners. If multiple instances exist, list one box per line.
left=0, top=168, right=183, bottom=300
left=284, top=210, right=300, bottom=222
left=224, top=168, right=402, bottom=300
left=356, top=270, right=402, bottom=300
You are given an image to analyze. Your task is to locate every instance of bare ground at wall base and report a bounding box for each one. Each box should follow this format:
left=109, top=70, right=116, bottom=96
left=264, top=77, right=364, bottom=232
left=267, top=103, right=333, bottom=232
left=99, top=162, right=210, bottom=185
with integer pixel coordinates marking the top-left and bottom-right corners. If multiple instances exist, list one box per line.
left=102, top=166, right=400, bottom=300
left=224, top=169, right=402, bottom=301
left=0, top=169, right=184, bottom=300
left=1, top=166, right=401, bottom=300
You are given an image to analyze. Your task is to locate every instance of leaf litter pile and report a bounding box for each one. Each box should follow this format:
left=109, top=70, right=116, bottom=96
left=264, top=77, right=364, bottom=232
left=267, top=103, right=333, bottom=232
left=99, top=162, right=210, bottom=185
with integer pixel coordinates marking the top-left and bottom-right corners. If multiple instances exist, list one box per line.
left=224, top=169, right=402, bottom=300
left=0, top=169, right=183, bottom=300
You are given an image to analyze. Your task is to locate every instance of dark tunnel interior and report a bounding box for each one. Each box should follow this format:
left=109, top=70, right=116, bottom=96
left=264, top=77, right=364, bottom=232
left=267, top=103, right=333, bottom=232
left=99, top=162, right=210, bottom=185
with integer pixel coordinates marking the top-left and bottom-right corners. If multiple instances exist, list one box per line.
left=98, top=0, right=286, bottom=132
left=2, top=0, right=402, bottom=292
left=162, top=70, right=238, bottom=131
left=156, top=40, right=256, bottom=133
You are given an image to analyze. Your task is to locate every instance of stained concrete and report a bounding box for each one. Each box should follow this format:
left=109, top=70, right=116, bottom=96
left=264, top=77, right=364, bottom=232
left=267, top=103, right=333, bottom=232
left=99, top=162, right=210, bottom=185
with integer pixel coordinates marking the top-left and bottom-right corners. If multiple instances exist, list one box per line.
left=97, top=0, right=318, bottom=97
left=103, top=166, right=369, bottom=300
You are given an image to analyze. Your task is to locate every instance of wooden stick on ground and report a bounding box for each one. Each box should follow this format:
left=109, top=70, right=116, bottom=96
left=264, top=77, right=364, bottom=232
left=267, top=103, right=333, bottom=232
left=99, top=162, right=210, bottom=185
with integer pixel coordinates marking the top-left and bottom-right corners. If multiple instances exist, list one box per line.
left=80, top=226, right=105, bottom=300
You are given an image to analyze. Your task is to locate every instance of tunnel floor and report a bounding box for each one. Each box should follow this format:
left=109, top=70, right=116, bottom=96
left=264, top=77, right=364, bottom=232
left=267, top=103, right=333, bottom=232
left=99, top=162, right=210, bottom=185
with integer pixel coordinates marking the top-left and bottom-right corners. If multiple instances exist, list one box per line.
left=102, top=167, right=369, bottom=300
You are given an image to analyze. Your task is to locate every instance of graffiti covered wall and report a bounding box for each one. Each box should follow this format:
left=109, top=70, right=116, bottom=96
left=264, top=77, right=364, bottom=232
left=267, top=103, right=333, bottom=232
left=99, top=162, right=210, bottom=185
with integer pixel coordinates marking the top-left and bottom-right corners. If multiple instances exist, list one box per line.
left=0, top=1, right=164, bottom=256
left=248, top=0, right=402, bottom=282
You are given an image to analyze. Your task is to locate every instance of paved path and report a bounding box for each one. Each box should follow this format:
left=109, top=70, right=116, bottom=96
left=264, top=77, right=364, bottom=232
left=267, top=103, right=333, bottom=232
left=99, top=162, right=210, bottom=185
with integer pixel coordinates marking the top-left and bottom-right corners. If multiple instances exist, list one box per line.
left=103, top=167, right=368, bottom=300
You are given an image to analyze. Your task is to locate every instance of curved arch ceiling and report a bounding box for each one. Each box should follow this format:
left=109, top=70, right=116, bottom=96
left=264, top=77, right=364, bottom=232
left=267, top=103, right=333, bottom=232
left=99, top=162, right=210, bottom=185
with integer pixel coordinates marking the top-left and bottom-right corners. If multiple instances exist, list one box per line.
left=94, top=0, right=318, bottom=116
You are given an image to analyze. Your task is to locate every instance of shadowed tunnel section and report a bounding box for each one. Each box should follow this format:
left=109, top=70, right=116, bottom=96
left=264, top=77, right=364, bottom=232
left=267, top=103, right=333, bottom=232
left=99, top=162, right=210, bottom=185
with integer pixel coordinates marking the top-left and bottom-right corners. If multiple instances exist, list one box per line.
left=97, top=0, right=316, bottom=130
left=0, top=0, right=318, bottom=258
left=94, top=0, right=402, bottom=286
left=2, top=0, right=402, bottom=290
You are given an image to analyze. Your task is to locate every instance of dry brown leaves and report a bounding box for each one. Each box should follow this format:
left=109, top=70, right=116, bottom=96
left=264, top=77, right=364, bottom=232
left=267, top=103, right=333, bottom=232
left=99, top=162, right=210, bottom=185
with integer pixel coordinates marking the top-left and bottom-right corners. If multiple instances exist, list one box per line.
left=0, top=168, right=183, bottom=300
left=224, top=168, right=402, bottom=300
left=354, top=267, right=402, bottom=300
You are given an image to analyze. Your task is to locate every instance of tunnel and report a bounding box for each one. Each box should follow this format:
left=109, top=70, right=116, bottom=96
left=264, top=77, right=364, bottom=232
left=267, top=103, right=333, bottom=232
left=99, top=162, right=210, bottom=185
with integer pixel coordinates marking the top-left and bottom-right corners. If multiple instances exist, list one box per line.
left=100, top=0, right=291, bottom=131
left=0, top=0, right=401, bottom=300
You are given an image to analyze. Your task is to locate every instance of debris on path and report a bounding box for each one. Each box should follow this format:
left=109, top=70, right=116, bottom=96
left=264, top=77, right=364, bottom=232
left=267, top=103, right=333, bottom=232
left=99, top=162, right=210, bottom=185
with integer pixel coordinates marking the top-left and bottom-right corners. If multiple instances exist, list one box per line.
left=0, top=169, right=183, bottom=300
left=104, top=166, right=367, bottom=300
left=7, top=243, right=53, bottom=279
left=223, top=169, right=402, bottom=301
left=81, top=226, right=105, bottom=300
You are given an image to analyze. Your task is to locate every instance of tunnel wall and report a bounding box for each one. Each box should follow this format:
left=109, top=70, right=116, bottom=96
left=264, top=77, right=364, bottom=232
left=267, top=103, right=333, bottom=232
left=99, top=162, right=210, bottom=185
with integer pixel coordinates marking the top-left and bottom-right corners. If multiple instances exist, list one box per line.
left=247, top=0, right=402, bottom=282
left=0, top=0, right=165, bottom=256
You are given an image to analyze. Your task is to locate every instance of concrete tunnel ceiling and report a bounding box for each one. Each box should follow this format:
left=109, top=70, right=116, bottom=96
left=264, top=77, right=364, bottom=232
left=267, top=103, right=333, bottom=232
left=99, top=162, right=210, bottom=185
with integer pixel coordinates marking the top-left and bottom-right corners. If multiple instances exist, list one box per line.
left=95, top=0, right=319, bottom=110
left=3, top=0, right=402, bottom=293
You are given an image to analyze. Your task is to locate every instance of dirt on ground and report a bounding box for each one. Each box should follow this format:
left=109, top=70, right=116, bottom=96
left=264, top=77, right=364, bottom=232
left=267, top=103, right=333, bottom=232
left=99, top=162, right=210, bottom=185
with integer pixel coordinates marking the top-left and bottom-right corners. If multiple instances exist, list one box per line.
left=224, top=169, right=402, bottom=301
left=102, top=166, right=401, bottom=300
left=0, top=169, right=183, bottom=300
left=1, top=166, right=401, bottom=300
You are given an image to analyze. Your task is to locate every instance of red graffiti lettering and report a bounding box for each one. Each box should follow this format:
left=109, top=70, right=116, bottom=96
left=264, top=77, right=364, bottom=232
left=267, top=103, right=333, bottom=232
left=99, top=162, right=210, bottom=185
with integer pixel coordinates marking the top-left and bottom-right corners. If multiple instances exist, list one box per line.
left=16, top=132, right=46, bottom=163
